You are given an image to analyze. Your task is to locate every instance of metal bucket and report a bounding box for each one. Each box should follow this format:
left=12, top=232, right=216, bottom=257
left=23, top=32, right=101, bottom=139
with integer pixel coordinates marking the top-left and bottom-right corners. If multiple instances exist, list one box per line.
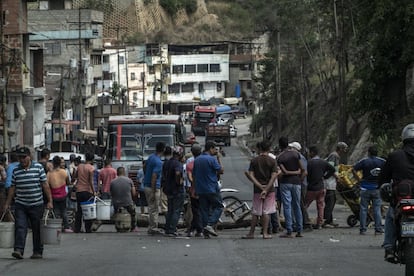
left=113, top=208, right=131, bottom=233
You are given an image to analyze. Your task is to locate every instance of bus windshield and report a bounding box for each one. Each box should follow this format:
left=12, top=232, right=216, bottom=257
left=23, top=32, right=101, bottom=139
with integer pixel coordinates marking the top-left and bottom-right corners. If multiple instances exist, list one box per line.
left=107, top=123, right=175, bottom=161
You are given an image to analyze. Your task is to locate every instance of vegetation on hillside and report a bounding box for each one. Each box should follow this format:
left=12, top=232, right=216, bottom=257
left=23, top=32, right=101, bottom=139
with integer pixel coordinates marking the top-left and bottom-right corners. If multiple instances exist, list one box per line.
left=237, top=0, right=414, bottom=155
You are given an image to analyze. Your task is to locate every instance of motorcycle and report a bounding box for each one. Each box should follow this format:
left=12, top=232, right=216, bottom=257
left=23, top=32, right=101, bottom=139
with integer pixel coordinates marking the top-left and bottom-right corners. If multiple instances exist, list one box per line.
left=382, top=182, right=414, bottom=275
left=394, top=198, right=414, bottom=275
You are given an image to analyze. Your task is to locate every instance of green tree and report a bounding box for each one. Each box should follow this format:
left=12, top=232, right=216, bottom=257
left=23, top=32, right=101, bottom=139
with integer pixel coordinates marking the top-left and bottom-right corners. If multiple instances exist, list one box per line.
left=350, top=0, right=414, bottom=137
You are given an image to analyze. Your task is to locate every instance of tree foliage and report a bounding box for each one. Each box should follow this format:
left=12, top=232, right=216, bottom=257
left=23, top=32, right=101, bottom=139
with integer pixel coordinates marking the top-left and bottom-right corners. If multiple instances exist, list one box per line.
left=350, top=0, right=414, bottom=138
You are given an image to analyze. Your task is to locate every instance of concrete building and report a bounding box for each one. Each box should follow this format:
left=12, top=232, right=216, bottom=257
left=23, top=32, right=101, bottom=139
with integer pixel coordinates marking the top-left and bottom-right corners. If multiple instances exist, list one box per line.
left=28, top=0, right=104, bottom=146
left=0, top=0, right=45, bottom=154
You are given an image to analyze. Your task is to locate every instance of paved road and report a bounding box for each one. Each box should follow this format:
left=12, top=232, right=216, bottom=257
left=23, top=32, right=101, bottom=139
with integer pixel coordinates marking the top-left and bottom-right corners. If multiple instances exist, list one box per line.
left=0, top=116, right=405, bottom=275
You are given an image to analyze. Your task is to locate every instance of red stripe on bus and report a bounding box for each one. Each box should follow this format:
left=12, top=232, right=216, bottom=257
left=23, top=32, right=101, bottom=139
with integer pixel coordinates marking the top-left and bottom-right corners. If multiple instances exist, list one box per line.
left=116, top=124, right=122, bottom=160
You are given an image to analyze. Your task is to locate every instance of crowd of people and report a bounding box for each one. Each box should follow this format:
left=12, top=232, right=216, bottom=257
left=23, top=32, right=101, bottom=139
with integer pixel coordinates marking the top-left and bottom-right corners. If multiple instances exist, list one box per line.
left=2, top=123, right=414, bottom=264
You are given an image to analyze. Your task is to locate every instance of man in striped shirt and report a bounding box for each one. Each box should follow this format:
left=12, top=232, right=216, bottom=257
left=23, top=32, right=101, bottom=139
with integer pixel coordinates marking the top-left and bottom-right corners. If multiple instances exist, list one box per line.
left=4, top=147, right=53, bottom=260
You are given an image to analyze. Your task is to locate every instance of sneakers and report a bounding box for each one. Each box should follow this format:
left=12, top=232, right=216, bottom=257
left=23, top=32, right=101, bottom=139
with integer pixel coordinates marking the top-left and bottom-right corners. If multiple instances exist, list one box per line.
left=312, top=224, right=322, bottom=230
left=30, top=253, right=43, bottom=259
left=295, top=232, right=304, bottom=238
left=384, top=248, right=397, bottom=264
left=194, top=232, right=203, bottom=237
left=63, top=228, right=74, bottom=233
left=375, top=230, right=384, bottom=235
left=203, top=225, right=218, bottom=237
left=131, top=227, right=139, bottom=233
left=322, top=223, right=338, bottom=228
left=12, top=251, right=23, bottom=260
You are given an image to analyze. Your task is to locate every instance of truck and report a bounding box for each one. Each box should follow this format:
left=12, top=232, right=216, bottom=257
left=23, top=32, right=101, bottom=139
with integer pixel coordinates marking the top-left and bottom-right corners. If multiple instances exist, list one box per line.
left=205, top=124, right=231, bottom=146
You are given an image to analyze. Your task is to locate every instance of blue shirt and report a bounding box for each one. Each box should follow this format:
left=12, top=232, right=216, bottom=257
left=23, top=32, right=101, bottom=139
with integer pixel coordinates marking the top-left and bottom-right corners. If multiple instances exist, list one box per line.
left=193, top=152, right=222, bottom=194
left=12, top=161, right=47, bottom=206
left=353, top=156, right=386, bottom=190
left=5, top=162, right=18, bottom=188
left=143, top=153, right=163, bottom=189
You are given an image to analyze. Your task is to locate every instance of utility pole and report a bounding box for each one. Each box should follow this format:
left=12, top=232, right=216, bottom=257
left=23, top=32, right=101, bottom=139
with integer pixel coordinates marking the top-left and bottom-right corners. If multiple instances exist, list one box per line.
left=59, top=66, right=64, bottom=152
left=160, top=48, right=163, bottom=115
left=77, top=8, right=84, bottom=135
left=0, top=0, right=8, bottom=153
left=334, top=0, right=347, bottom=147
left=141, top=62, right=145, bottom=108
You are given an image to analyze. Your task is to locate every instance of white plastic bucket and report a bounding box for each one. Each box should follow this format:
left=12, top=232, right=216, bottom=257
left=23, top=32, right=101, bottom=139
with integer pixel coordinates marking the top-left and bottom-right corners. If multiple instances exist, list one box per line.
left=96, top=199, right=112, bottom=220
left=0, top=222, right=14, bottom=248
left=80, top=200, right=97, bottom=220
left=41, top=219, right=62, bottom=245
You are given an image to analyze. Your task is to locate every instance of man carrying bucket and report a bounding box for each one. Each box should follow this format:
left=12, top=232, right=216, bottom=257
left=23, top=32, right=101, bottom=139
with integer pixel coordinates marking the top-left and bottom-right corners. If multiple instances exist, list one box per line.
left=4, top=147, right=53, bottom=260
left=74, top=152, right=96, bottom=233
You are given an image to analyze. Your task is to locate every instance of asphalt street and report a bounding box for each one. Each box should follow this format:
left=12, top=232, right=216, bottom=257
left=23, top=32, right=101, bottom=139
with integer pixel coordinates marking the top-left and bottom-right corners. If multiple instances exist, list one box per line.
left=0, top=116, right=405, bottom=276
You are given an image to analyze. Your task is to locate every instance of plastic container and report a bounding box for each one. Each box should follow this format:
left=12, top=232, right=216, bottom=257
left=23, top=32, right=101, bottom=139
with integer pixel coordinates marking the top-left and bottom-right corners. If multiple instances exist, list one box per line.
left=41, top=210, right=62, bottom=245
left=80, top=199, right=97, bottom=220
left=96, top=198, right=112, bottom=220
left=0, top=211, right=14, bottom=248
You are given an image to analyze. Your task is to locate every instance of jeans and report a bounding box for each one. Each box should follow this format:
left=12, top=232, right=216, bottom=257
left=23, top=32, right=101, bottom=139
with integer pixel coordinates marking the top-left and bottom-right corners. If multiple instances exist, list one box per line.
left=144, top=187, right=161, bottom=231
left=324, top=189, right=336, bottom=224
left=74, top=191, right=94, bottom=233
left=280, top=183, right=303, bottom=233
left=165, top=193, right=185, bottom=234
left=53, top=197, right=70, bottom=229
left=198, top=193, right=223, bottom=228
left=359, top=189, right=383, bottom=233
left=14, top=203, right=44, bottom=255
left=383, top=206, right=396, bottom=250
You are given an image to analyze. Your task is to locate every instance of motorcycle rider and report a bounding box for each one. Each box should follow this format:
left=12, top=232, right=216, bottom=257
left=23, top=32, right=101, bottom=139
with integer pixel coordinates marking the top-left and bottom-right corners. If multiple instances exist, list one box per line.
left=378, top=123, right=414, bottom=263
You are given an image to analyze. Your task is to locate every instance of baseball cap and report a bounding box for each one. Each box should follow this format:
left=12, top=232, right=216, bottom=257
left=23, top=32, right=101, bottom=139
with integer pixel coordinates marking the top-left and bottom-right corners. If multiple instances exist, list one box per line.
left=16, top=147, right=30, bottom=157
left=288, top=142, right=302, bottom=151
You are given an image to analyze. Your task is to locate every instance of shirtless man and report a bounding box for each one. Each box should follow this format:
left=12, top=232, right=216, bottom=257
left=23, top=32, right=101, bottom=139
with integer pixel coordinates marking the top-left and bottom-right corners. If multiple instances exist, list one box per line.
left=47, top=155, right=72, bottom=232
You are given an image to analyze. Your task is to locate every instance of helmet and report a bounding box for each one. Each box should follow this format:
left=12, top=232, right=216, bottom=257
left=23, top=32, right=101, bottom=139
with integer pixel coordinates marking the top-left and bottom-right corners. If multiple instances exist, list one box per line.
left=380, top=183, right=392, bottom=203
left=402, top=124, right=414, bottom=141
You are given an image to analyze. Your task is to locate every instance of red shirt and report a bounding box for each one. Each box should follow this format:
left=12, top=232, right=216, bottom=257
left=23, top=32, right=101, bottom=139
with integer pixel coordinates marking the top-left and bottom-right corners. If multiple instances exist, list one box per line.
left=99, top=166, right=117, bottom=193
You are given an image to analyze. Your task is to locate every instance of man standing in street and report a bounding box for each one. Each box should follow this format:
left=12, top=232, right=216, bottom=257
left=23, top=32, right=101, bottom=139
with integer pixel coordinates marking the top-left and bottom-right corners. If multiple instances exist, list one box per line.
left=323, top=141, right=348, bottom=228
left=277, top=137, right=305, bottom=238
left=98, top=159, right=117, bottom=199
left=186, top=143, right=203, bottom=237
left=193, top=141, right=223, bottom=238
left=74, top=152, right=96, bottom=233
left=305, top=146, right=336, bottom=229
left=143, top=142, right=165, bottom=235
left=353, top=145, right=385, bottom=235
left=110, top=167, right=138, bottom=232
left=162, top=147, right=184, bottom=236
left=243, top=140, right=278, bottom=239
left=4, top=147, right=53, bottom=259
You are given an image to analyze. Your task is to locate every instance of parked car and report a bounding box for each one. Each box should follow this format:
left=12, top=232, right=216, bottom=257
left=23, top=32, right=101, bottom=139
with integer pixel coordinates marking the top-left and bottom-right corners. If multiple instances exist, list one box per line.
left=233, top=106, right=247, bottom=119
left=217, top=113, right=234, bottom=124
left=229, top=125, right=237, bottom=137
